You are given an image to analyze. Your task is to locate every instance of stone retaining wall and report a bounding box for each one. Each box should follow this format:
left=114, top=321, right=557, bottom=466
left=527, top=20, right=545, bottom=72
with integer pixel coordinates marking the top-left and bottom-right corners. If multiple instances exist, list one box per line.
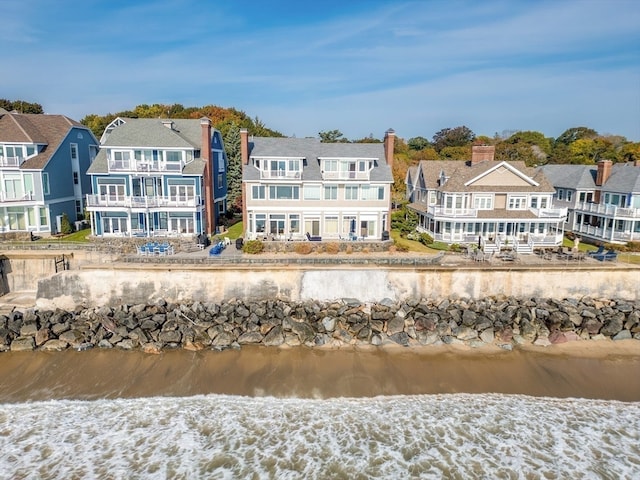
left=3, top=297, right=638, bottom=353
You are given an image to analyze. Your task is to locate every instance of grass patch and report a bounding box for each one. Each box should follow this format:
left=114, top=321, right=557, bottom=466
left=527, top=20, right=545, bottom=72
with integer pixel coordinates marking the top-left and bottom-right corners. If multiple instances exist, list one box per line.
left=225, top=221, right=243, bottom=240
left=390, top=230, right=440, bottom=253
left=35, top=228, right=92, bottom=243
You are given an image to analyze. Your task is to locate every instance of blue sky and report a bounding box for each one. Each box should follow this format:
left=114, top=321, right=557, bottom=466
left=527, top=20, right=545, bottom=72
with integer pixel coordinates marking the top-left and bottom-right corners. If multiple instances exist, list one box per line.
left=3, top=0, right=639, bottom=141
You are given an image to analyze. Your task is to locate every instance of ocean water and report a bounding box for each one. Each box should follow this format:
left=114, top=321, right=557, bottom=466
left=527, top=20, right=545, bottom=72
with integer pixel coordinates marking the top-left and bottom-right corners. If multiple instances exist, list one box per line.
left=1, top=393, right=639, bottom=479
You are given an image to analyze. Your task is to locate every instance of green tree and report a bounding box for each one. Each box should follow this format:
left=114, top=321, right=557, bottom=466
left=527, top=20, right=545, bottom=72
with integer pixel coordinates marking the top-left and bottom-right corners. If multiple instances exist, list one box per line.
left=495, top=142, right=540, bottom=166
left=60, top=213, right=74, bottom=234
left=223, top=123, right=243, bottom=211
left=505, top=130, right=553, bottom=156
left=439, top=145, right=472, bottom=160
left=555, top=127, right=598, bottom=146
left=319, top=129, right=347, bottom=143
left=0, top=99, right=43, bottom=114
left=432, top=126, right=475, bottom=152
left=407, top=136, right=430, bottom=151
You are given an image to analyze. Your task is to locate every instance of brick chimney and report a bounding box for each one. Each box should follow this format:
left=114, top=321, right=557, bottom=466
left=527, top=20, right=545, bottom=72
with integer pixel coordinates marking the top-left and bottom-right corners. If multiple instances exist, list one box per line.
left=595, top=159, right=612, bottom=186
left=240, top=128, right=249, bottom=236
left=201, top=118, right=215, bottom=234
left=471, top=145, right=495, bottom=164
left=384, top=128, right=395, bottom=169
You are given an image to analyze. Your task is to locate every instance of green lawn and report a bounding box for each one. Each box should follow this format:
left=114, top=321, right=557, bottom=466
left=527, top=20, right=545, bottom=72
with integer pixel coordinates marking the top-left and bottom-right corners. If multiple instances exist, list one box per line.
left=34, top=228, right=92, bottom=243
left=224, top=220, right=243, bottom=240
left=390, top=230, right=440, bottom=253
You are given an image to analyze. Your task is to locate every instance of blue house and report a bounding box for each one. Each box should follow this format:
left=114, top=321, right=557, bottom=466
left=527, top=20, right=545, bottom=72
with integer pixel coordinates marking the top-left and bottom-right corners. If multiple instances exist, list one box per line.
left=86, top=117, right=227, bottom=237
left=0, top=110, right=99, bottom=236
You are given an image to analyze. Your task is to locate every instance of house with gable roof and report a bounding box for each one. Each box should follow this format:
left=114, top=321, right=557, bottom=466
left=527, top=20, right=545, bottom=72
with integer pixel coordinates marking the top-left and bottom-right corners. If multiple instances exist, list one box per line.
left=406, top=146, right=567, bottom=253
left=540, top=159, right=640, bottom=244
left=0, top=110, right=99, bottom=236
left=86, top=117, right=227, bottom=237
left=240, top=129, right=395, bottom=241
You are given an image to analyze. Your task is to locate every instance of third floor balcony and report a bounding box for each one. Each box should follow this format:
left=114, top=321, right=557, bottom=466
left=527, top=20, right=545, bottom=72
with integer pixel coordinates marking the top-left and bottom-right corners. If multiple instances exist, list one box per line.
left=86, top=194, right=202, bottom=209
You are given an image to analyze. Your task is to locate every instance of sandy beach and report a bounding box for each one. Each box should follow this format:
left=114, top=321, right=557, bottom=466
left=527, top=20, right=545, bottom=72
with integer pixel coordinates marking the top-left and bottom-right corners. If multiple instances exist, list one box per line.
left=1, top=340, right=638, bottom=403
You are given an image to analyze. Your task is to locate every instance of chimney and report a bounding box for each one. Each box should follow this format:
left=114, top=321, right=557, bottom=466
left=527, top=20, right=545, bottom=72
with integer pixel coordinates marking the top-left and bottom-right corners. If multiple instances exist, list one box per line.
left=471, top=145, right=495, bottom=164
left=240, top=128, right=249, bottom=237
left=161, top=120, right=174, bottom=130
left=384, top=128, right=395, bottom=169
left=595, top=159, right=612, bottom=186
left=201, top=117, right=215, bottom=235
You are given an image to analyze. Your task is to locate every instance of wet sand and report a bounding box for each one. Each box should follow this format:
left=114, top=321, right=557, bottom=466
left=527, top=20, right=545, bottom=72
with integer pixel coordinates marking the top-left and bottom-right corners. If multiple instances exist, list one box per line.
left=1, top=341, right=639, bottom=403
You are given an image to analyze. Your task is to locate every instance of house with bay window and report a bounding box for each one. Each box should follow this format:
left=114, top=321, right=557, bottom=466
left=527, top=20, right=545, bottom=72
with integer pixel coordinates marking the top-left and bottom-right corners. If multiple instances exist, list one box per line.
left=86, top=117, right=227, bottom=237
left=539, top=159, right=640, bottom=244
left=0, top=110, right=98, bottom=236
left=406, top=146, right=566, bottom=253
left=241, top=129, right=395, bottom=241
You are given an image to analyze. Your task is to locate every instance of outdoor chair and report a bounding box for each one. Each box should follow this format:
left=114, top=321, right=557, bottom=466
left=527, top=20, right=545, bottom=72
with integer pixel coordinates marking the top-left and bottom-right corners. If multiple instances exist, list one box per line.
left=592, top=249, right=617, bottom=262
left=588, top=245, right=606, bottom=256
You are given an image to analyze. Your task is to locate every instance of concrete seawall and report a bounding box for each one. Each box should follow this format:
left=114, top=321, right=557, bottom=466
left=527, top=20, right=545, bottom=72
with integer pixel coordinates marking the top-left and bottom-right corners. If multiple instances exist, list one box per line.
left=34, top=262, right=640, bottom=310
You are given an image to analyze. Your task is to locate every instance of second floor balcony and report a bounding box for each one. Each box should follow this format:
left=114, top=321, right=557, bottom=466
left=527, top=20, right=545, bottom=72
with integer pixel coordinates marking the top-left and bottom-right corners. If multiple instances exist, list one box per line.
left=108, top=159, right=183, bottom=173
left=0, top=190, right=35, bottom=202
left=574, top=201, right=640, bottom=219
left=86, top=194, right=202, bottom=209
left=322, top=170, right=370, bottom=181
left=260, top=170, right=301, bottom=180
left=0, top=156, right=24, bottom=168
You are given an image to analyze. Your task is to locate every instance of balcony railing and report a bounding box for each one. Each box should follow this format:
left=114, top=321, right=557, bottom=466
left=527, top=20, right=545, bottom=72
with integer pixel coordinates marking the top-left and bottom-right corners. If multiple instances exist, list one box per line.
left=0, top=191, right=34, bottom=202
left=322, top=171, right=370, bottom=181
left=108, top=160, right=183, bottom=173
left=86, top=194, right=202, bottom=208
left=427, top=206, right=478, bottom=218
left=573, top=224, right=640, bottom=242
left=260, top=170, right=302, bottom=180
left=529, top=207, right=567, bottom=218
left=0, top=156, right=24, bottom=168
left=574, top=201, right=640, bottom=219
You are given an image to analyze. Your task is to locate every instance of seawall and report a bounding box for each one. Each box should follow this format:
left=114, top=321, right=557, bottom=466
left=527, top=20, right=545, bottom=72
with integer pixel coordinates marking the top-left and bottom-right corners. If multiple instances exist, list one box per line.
left=35, top=262, right=639, bottom=310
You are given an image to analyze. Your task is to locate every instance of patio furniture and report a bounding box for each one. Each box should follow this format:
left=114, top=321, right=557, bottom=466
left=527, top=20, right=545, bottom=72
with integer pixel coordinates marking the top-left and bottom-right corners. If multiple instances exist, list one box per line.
left=592, top=249, right=617, bottom=262
left=588, top=245, right=606, bottom=256
left=306, top=232, right=322, bottom=241
left=209, top=241, right=225, bottom=256
left=235, top=238, right=244, bottom=250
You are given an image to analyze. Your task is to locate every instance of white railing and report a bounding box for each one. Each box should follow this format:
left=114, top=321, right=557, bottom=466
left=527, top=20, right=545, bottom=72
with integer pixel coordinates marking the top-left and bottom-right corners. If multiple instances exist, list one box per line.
left=260, top=170, right=301, bottom=180
left=108, top=160, right=183, bottom=173
left=0, top=156, right=23, bottom=167
left=573, top=224, right=640, bottom=242
left=574, top=201, right=640, bottom=219
left=428, top=206, right=478, bottom=218
left=85, top=194, right=202, bottom=208
left=322, top=171, right=370, bottom=181
left=0, top=191, right=34, bottom=202
left=530, top=207, right=567, bottom=218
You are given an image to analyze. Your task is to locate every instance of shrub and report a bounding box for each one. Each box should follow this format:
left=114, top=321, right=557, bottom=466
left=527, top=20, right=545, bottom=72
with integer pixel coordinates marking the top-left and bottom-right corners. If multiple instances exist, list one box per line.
left=418, top=233, right=434, bottom=246
left=60, top=213, right=74, bottom=234
left=625, top=241, right=640, bottom=252
left=449, top=243, right=462, bottom=253
left=294, top=242, right=313, bottom=255
left=345, top=245, right=353, bottom=254
left=242, top=239, right=264, bottom=254
left=394, top=243, right=409, bottom=252
left=325, top=242, right=340, bottom=254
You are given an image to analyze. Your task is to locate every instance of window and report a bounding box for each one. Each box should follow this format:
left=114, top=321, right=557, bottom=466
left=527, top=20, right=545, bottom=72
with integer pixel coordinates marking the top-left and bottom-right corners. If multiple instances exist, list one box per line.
left=75, top=200, right=83, bottom=219
left=290, top=214, right=300, bottom=234
left=43, top=173, right=50, bottom=195
left=579, top=192, right=586, bottom=202
left=4, top=174, right=23, bottom=200
left=323, top=159, right=338, bottom=172
left=324, top=185, right=337, bottom=200
left=26, top=145, right=36, bottom=156
left=530, top=197, right=538, bottom=209
left=566, top=191, right=572, bottom=202
left=360, top=185, right=384, bottom=200
left=218, top=201, right=225, bottom=214
left=474, top=195, right=493, bottom=210
left=508, top=196, right=527, bottom=209
left=269, top=185, right=299, bottom=200
left=166, top=151, right=182, bottom=162
left=70, top=144, right=78, bottom=160
left=343, top=215, right=357, bottom=235
left=217, top=152, right=225, bottom=173
left=217, top=174, right=224, bottom=189
left=345, top=185, right=358, bottom=200
left=73, top=172, right=79, bottom=185
left=303, top=185, right=321, bottom=200
left=557, top=189, right=564, bottom=201
left=252, top=185, right=266, bottom=199
left=39, top=207, right=48, bottom=226
left=324, top=216, right=339, bottom=234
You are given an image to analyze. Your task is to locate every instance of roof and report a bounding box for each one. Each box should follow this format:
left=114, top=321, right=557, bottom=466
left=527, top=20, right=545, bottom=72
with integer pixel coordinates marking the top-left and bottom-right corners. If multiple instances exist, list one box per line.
left=88, top=117, right=211, bottom=175
left=538, top=162, right=640, bottom=194
left=243, top=137, right=393, bottom=182
left=0, top=112, right=92, bottom=170
left=413, top=159, right=555, bottom=194
left=100, top=118, right=204, bottom=149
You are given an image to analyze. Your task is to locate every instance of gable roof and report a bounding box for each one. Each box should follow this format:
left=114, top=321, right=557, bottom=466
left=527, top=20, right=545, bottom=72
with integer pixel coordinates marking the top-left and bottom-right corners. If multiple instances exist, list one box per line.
left=413, top=159, right=555, bottom=194
left=0, top=112, right=92, bottom=170
left=605, top=162, right=640, bottom=194
left=243, top=137, right=393, bottom=182
left=538, top=164, right=597, bottom=190
left=88, top=117, right=211, bottom=175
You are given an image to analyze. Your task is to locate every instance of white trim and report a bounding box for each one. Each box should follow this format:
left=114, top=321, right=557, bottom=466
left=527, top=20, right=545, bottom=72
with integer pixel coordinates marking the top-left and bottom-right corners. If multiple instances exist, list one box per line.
left=464, top=161, right=539, bottom=187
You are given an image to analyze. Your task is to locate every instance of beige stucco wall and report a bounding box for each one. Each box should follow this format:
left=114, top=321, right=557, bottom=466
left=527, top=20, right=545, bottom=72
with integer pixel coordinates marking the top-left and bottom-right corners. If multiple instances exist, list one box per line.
left=34, top=263, right=639, bottom=310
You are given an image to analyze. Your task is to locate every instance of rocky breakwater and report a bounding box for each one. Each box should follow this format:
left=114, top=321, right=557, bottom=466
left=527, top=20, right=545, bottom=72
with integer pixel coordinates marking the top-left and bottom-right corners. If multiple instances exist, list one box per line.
left=2, top=297, right=639, bottom=353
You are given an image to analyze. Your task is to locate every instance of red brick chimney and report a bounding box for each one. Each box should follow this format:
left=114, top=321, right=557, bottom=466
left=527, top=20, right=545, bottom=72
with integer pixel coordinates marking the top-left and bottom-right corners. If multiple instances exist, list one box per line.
left=471, top=145, right=495, bottom=164
left=384, top=128, right=395, bottom=170
left=240, top=128, right=249, bottom=236
left=201, top=118, right=215, bottom=234
left=595, top=159, right=613, bottom=186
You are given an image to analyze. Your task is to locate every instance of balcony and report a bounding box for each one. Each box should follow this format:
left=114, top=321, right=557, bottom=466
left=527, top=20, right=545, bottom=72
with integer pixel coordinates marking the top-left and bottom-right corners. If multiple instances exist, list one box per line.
left=529, top=207, right=568, bottom=218
left=0, top=191, right=34, bottom=202
left=322, top=171, right=370, bottom=181
left=574, top=201, right=640, bottom=219
left=0, top=156, right=24, bottom=168
left=428, top=206, right=478, bottom=218
left=86, top=194, right=202, bottom=209
left=260, top=170, right=301, bottom=180
left=573, top=223, right=640, bottom=243
left=108, top=160, right=183, bottom=173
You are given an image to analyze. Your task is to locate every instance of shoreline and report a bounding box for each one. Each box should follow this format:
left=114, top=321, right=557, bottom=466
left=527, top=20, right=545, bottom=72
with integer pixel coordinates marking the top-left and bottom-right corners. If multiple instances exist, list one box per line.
left=1, top=340, right=639, bottom=403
